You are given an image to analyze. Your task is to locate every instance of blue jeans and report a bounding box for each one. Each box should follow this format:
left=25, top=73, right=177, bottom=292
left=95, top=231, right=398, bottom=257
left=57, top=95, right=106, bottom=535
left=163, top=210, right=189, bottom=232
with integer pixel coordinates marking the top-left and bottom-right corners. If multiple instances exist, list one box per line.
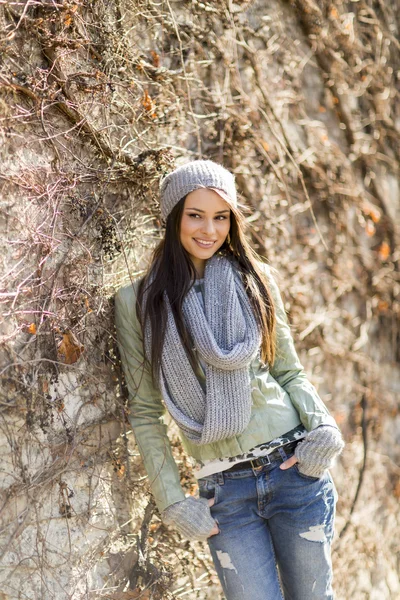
left=198, top=446, right=338, bottom=600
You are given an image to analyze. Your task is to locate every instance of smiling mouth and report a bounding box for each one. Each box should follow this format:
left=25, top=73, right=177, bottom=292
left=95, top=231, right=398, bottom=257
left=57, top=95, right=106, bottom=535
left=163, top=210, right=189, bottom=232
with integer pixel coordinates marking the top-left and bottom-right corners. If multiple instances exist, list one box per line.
left=193, top=239, right=216, bottom=248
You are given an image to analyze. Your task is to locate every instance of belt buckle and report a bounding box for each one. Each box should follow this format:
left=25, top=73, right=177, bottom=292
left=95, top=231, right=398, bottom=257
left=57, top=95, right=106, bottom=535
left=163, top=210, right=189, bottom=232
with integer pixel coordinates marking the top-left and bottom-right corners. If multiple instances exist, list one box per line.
left=250, top=455, right=270, bottom=470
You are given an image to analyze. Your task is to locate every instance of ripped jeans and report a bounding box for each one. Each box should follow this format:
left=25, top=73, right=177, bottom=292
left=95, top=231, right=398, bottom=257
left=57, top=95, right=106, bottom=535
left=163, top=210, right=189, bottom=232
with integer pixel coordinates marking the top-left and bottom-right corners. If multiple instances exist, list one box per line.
left=198, top=445, right=338, bottom=600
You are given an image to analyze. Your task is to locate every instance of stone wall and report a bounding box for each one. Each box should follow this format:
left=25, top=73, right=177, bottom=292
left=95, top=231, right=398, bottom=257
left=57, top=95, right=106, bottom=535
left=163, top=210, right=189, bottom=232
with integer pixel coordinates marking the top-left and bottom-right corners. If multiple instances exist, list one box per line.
left=0, top=1, right=399, bottom=598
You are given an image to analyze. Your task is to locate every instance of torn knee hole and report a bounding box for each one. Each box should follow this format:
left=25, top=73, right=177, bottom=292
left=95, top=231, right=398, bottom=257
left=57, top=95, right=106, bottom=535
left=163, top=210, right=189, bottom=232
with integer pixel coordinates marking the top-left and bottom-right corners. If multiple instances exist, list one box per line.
left=216, top=550, right=238, bottom=573
left=299, top=524, right=327, bottom=542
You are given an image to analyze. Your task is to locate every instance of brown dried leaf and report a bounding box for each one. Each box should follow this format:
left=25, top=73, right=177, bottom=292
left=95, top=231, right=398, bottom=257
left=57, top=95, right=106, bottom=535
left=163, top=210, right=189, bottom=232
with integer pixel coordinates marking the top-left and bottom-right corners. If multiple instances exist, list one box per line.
left=142, top=90, right=153, bottom=111
left=116, top=463, right=125, bottom=478
left=150, top=50, right=160, bottom=67
left=84, top=297, right=92, bottom=313
left=377, top=300, right=389, bottom=313
left=369, top=209, right=381, bottom=223
left=142, top=90, right=157, bottom=118
left=57, top=331, right=84, bottom=364
left=378, top=241, right=390, bottom=261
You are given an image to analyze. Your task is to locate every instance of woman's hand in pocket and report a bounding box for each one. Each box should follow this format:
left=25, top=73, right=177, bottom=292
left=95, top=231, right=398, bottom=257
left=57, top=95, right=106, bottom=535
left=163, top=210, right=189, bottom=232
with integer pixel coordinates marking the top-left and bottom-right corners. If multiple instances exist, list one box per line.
left=279, top=455, right=298, bottom=470
left=207, top=497, right=220, bottom=537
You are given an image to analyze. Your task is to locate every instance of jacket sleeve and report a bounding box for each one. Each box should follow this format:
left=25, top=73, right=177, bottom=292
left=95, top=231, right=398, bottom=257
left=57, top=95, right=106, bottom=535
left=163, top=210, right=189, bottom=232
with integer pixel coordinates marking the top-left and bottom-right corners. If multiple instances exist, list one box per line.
left=114, top=284, right=186, bottom=513
left=263, top=265, right=339, bottom=432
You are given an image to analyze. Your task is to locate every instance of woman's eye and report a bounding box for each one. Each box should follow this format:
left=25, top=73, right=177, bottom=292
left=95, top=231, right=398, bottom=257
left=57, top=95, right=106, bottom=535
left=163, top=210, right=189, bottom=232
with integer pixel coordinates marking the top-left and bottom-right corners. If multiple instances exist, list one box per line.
left=187, top=214, right=228, bottom=220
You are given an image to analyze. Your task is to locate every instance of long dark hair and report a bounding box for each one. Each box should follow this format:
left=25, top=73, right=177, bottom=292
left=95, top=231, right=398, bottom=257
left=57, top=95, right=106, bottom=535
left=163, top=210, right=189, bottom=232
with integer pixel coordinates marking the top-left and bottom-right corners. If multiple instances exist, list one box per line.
left=136, top=196, right=276, bottom=387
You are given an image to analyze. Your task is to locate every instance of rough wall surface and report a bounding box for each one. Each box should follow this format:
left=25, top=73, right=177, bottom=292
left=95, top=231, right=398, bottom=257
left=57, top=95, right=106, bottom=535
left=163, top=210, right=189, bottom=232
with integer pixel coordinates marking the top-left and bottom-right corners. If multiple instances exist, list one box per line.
left=0, top=1, right=399, bottom=598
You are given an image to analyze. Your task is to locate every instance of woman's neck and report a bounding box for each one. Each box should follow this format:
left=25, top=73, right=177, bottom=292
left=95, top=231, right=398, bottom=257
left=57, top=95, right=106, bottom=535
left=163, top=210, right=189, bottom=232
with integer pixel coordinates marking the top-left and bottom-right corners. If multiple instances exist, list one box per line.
left=192, top=257, right=206, bottom=279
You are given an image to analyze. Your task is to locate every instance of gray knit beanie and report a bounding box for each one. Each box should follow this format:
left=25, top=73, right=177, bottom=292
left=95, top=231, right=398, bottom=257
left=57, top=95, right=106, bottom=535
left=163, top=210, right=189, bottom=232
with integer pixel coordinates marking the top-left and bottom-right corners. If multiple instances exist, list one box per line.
left=159, top=159, right=237, bottom=222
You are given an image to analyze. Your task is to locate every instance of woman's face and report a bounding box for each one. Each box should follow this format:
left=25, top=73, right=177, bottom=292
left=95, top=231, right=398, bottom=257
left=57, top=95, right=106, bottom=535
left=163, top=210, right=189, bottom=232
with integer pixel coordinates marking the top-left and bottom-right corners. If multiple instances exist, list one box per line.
left=180, top=188, right=231, bottom=277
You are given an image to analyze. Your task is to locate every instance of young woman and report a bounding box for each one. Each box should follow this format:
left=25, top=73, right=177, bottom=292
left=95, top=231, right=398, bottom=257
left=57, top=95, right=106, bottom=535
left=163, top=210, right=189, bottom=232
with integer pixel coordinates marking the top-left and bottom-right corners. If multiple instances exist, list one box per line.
left=115, top=159, right=344, bottom=600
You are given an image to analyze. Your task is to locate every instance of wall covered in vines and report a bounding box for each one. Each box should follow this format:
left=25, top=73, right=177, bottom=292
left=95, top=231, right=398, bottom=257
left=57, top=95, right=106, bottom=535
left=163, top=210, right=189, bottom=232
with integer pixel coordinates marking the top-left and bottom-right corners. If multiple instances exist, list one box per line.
left=0, top=1, right=399, bottom=598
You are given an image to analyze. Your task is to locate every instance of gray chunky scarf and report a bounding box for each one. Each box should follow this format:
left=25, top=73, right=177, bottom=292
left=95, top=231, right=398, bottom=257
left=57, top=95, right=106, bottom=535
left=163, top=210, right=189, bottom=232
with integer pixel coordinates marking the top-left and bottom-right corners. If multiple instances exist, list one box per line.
left=144, top=254, right=261, bottom=445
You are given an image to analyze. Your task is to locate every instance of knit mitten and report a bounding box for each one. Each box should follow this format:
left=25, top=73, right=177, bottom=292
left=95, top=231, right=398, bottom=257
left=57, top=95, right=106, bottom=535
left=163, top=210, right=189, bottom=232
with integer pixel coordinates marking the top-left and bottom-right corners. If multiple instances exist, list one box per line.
left=294, top=425, right=345, bottom=478
left=162, top=496, right=217, bottom=541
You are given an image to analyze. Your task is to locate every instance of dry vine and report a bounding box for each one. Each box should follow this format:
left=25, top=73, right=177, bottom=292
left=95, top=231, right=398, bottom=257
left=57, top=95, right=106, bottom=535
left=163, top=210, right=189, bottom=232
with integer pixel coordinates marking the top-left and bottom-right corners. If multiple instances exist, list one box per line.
left=0, top=1, right=399, bottom=598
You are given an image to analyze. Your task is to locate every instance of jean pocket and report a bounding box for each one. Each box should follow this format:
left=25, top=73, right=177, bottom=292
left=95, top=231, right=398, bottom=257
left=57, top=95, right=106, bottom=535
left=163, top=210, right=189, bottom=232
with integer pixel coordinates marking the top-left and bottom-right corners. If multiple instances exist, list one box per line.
left=198, top=478, right=220, bottom=505
left=293, top=464, right=321, bottom=482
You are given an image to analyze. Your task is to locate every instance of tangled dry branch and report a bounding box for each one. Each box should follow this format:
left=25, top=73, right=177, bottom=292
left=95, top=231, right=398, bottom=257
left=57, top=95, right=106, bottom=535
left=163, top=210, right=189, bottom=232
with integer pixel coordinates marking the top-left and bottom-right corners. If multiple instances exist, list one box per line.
left=0, top=1, right=399, bottom=598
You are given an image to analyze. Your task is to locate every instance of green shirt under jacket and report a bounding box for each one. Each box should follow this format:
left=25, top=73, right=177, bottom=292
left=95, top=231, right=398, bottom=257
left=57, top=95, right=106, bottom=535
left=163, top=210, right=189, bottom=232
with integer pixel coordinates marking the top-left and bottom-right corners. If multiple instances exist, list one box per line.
left=114, top=263, right=338, bottom=513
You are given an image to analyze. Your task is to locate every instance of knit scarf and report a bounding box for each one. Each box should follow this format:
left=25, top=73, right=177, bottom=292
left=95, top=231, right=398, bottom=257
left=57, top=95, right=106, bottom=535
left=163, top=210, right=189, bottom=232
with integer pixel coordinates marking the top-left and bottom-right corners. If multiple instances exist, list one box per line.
left=144, top=254, right=261, bottom=445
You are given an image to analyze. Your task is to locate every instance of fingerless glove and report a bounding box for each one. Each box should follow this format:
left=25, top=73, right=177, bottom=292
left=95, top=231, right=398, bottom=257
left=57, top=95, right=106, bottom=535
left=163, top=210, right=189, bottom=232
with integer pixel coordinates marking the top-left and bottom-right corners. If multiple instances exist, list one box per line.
left=162, top=496, right=217, bottom=541
left=294, top=425, right=345, bottom=478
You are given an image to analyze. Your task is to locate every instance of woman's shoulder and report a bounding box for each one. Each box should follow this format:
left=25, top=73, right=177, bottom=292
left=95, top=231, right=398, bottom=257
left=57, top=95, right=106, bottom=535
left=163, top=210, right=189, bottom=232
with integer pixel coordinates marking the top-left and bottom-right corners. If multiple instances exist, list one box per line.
left=254, top=260, right=285, bottom=306
left=255, top=259, right=279, bottom=282
left=230, top=254, right=279, bottom=289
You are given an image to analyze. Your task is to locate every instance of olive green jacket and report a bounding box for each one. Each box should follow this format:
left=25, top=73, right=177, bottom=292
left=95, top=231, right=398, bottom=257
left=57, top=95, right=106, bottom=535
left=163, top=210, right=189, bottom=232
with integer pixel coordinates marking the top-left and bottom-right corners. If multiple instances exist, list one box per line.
left=115, top=264, right=338, bottom=513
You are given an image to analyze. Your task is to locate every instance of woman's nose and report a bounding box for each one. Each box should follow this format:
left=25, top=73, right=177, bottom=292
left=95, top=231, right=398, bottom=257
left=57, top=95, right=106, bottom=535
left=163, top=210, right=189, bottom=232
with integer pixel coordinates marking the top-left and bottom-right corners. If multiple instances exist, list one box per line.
left=201, top=219, right=216, bottom=235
